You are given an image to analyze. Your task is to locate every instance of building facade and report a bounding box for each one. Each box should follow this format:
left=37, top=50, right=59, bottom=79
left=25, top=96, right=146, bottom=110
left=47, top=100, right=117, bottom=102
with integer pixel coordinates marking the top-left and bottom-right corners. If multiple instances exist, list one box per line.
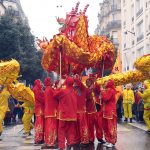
left=95, top=0, right=121, bottom=58
left=0, top=0, right=26, bottom=21
left=121, top=0, right=150, bottom=72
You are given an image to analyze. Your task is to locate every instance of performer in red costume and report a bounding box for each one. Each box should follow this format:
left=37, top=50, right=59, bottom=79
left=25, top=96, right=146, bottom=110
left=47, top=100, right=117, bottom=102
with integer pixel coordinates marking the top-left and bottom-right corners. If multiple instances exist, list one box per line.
left=93, top=82, right=105, bottom=144
left=54, top=77, right=79, bottom=150
left=33, top=79, right=44, bottom=145
left=101, top=79, right=117, bottom=148
left=41, top=77, right=58, bottom=149
left=86, top=78, right=96, bottom=144
left=74, top=76, right=89, bottom=147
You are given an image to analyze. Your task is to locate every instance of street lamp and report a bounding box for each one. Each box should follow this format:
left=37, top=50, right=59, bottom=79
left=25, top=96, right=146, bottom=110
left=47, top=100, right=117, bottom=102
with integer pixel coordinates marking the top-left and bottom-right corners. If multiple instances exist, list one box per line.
left=124, top=30, right=135, bottom=36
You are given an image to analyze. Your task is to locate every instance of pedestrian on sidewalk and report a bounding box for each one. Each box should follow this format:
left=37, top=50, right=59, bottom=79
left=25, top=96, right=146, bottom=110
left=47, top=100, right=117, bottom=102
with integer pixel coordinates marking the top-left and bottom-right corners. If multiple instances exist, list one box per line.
left=134, top=87, right=143, bottom=122
left=138, top=80, right=150, bottom=133
left=122, top=84, right=135, bottom=123
left=117, top=94, right=123, bottom=122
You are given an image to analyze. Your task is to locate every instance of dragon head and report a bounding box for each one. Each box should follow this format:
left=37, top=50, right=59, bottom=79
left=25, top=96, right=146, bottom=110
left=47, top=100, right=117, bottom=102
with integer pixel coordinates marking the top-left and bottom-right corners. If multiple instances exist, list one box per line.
left=56, top=2, right=89, bottom=40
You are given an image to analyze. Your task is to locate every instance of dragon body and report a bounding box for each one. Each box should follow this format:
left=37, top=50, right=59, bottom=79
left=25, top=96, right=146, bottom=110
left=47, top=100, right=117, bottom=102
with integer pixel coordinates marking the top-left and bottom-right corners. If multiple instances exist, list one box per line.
left=0, top=60, right=34, bottom=104
left=38, top=2, right=115, bottom=76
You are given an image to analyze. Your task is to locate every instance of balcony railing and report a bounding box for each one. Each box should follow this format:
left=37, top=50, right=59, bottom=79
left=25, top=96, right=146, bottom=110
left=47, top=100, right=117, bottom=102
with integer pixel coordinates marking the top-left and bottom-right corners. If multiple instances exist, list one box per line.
left=137, top=34, right=144, bottom=42
left=100, top=4, right=121, bottom=18
left=106, top=20, right=121, bottom=30
left=136, top=8, right=143, bottom=17
left=111, top=4, right=121, bottom=12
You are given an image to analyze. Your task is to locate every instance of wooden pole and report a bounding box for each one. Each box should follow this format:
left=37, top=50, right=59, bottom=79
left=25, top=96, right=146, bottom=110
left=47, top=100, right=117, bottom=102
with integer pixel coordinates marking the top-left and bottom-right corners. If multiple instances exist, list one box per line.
left=100, top=60, right=105, bottom=105
left=60, top=50, right=62, bottom=84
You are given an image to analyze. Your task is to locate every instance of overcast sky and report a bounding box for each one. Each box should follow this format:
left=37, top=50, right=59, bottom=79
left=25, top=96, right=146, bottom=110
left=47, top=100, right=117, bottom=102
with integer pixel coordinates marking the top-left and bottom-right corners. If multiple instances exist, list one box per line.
left=20, top=0, right=103, bottom=39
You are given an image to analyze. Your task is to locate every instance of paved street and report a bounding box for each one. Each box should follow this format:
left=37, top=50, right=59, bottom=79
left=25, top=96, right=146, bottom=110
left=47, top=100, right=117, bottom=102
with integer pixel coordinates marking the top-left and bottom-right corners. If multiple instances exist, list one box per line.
left=0, top=123, right=150, bottom=150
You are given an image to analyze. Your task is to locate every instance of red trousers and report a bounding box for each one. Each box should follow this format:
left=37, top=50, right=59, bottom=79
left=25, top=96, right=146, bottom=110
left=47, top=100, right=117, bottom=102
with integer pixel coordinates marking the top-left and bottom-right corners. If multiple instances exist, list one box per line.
left=58, top=120, right=80, bottom=149
left=77, top=113, right=89, bottom=144
left=34, top=115, right=44, bottom=143
left=103, top=115, right=117, bottom=144
left=87, top=111, right=103, bottom=142
left=95, top=110, right=103, bottom=140
left=44, top=117, right=58, bottom=146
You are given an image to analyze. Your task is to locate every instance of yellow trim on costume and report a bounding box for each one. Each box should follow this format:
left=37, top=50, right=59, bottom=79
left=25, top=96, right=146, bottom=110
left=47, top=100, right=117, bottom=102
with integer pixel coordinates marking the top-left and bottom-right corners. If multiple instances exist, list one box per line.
left=87, top=112, right=96, bottom=114
left=45, top=115, right=57, bottom=118
left=57, top=118, right=77, bottom=121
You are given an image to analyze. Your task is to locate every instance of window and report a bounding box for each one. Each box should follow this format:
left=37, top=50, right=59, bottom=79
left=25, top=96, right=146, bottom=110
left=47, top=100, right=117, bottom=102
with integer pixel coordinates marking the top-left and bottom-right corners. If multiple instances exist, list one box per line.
left=123, top=9, right=126, bottom=27
left=131, top=28, right=135, bottom=45
left=123, top=0, right=125, bottom=6
left=136, top=0, right=143, bottom=17
left=123, top=53, right=127, bottom=71
left=112, top=31, right=118, bottom=38
left=137, top=20, right=144, bottom=42
left=146, top=15, right=149, bottom=32
left=112, top=31, right=118, bottom=44
left=123, top=53, right=130, bottom=71
left=124, top=9, right=126, bottom=18
left=132, top=51, right=135, bottom=68
left=136, top=0, right=143, bottom=11
left=123, top=32, right=126, bottom=48
left=136, top=47, right=143, bottom=58
left=131, top=4, right=134, bottom=22
left=146, top=43, right=150, bottom=54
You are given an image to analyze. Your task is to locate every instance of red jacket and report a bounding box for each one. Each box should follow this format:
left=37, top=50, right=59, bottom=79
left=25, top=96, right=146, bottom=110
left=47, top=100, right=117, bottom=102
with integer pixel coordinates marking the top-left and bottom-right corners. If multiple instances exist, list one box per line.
left=101, top=80, right=117, bottom=119
left=86, top=88, right=96, bottom=114
left=93, top=83, right=101, bottom=105
left=135, top=92, right=142, bottom=104
left=74, top=79, right=86, bottom=113
left=44, top=77, right=58, bottom=117
left=32, top=79, right=44, bottom=116
left=54, top=77, right=77, bottom=121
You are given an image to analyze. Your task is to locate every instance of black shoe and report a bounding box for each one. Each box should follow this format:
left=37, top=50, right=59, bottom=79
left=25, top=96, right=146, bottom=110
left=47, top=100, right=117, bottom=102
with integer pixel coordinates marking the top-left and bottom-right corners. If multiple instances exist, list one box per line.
left=124, top=118, right=128, bottom=122
left=41, top=145, right=56, bottom=149
left=34, top=140, right=44, bottom=145
left=66, top=145, right=72, bottom=150
left=80, top=143, right=89, bottom=147
left=89, top=141, right=94, bottom=145
left=98, top=139, right=106, bottom=144
left=130, top=118, right=132, bottom=123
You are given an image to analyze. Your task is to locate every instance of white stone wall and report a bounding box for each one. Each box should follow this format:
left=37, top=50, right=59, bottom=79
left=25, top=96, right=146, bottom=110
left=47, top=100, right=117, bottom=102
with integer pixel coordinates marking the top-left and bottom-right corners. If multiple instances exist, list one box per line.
left=0, top=4, right=5, bottom=16
left=121, top=0, right=150, bottom=72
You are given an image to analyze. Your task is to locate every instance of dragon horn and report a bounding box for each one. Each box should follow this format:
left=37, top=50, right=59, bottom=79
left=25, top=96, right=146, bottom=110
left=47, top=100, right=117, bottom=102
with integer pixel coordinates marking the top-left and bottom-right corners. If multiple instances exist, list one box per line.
left=83, top=4, right=89, bottom=14
left=44, top=37, right=48, bottom=42
left=74, top=1, right=80, bottom=13
left=36, top=39, right=42, bottom=46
